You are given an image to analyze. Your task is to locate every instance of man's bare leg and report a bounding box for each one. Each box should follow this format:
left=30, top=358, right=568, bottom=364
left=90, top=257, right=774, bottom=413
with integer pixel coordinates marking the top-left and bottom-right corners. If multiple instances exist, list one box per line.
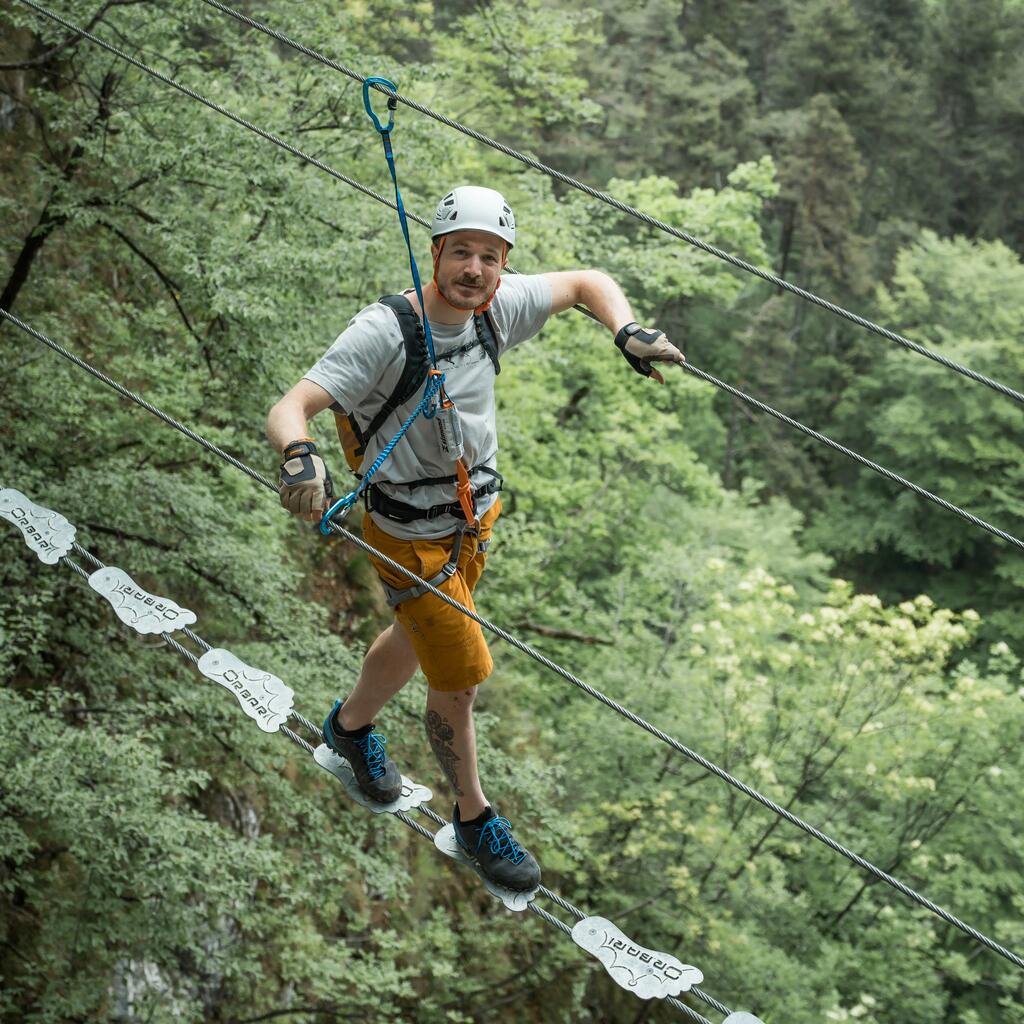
left=425, top=686, right=488, bottom=820
left=338, top=621, right=419, bottom=731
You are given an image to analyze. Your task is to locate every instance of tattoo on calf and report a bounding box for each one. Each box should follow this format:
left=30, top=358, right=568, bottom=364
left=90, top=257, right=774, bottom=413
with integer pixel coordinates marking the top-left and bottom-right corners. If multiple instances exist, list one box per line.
left=425, top=710, right=463, bottom=796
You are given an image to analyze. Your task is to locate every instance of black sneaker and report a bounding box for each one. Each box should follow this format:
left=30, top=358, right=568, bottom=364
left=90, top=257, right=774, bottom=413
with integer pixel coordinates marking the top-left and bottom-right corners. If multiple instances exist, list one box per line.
left=322, top=700, right=402, bottom=804
left=453, top=804, right=541, bottom=892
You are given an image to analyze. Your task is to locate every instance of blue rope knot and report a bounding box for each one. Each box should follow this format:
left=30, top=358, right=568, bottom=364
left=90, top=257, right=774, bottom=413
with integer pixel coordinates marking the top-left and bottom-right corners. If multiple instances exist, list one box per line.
left=356, top=732, right=389, bottom=779
left=477, top=816, right=526, bottom=864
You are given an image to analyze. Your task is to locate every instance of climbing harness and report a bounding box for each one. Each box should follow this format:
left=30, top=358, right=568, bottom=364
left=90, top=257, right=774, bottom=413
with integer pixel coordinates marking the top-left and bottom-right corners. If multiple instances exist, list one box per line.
left=379, top=521, right=492, bottom=608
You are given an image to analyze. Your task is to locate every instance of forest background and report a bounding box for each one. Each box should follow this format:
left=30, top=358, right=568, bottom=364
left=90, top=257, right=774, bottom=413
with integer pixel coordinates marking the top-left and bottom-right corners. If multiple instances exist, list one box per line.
left=2, top=1, right=1023, bottom=1022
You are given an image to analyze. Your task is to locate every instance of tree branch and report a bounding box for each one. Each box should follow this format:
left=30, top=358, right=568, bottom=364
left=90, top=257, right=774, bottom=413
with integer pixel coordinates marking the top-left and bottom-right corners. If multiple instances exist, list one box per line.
left=0, top=0, right=150, bottom=71
left=510, top=621, right=614, bottom=645
left=95, top=220, right=206, bottom=347
left=1, top=70, right=118, bottom=311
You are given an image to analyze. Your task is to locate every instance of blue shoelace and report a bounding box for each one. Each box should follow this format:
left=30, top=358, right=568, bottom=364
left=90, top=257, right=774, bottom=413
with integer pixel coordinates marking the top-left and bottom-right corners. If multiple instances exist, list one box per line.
left=355, top=732, right=389, bottom=779
left=475, top=816, right=526, bottom=865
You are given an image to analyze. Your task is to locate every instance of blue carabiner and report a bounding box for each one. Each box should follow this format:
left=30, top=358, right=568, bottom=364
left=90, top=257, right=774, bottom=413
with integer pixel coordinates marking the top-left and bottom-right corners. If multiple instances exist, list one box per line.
left=363, top=76, right=397, bottom=134
left=319, top=493, right=356, bottom=536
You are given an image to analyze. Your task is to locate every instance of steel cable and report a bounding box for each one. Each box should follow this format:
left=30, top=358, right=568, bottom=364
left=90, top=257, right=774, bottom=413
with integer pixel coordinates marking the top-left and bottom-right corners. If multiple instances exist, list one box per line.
left=13, top=4, right=1024, bottom=551
left=197, top=0, right=1024, bottom=406
left=414, top=805, right=730, bottom=1017
left=271, top=726, right=715, bottom=1024
left=33, top=541, right=720, bottom=1020
left=51, top=537, right=725, bottom=1017
left=5, top=311, right=1020, bottom=971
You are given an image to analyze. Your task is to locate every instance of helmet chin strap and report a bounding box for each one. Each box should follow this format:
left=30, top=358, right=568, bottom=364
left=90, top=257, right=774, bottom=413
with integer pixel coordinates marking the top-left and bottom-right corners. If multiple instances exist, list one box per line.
left=431, top=236, right=507, bottom=314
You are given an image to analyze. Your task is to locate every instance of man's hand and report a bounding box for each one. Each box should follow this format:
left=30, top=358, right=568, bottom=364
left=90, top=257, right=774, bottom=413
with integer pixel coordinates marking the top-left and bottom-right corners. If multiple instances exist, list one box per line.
left=279, top=438, right=334, bottom=522
left=614, top=322, right=685, bottom=385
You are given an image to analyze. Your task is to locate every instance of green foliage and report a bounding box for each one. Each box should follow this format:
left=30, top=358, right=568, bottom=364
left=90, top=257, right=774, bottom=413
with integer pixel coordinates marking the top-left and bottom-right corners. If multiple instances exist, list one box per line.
left=812, top=231, right=1024, bottom=646
left=2, top=1, right=1023, bottom=1023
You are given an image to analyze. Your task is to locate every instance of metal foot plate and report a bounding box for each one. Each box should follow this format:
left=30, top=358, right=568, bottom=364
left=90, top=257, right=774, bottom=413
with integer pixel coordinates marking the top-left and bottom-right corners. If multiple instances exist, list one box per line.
left=724, top=1015, right=765, bottom=1023
left=88, top=566, right=197, bottom=635
left=313, top=743, right=431, bottom=814
left=0, top=488, right=76, bottom=563
left=432, top=822, right=538, bottom=912
left=571, top=916, right=703, bottom=1000
left=197, top=648, right=294, bottom=732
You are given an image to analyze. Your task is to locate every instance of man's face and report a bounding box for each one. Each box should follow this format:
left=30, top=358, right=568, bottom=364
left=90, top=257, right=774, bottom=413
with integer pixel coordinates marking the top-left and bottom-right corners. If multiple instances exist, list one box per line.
left=432, top=229, right=505, bottom=308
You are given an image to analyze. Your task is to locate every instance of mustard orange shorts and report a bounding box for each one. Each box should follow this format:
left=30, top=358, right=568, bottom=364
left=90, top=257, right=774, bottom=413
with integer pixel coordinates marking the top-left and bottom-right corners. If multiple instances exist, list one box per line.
left=363, top=499, right=501, bottom=692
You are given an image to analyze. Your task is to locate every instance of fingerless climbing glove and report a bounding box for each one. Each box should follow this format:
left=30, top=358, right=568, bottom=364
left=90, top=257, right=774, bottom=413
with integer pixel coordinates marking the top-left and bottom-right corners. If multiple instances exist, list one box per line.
left=278, top=438, right=334, bottom=518
left=614, top=321, right=671, bottom=378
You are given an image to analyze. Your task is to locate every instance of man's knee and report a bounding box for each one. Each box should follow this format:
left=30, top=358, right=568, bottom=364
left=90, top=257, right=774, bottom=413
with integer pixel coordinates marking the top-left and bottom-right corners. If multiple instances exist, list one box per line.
left=426, top=684, right=478, bottom=712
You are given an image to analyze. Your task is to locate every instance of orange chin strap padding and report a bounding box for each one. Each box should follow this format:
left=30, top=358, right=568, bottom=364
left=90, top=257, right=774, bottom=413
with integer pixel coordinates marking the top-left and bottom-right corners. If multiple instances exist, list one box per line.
left=454, top=457, right=479, bottom=530
left=431, top=235, right=508, bottom=315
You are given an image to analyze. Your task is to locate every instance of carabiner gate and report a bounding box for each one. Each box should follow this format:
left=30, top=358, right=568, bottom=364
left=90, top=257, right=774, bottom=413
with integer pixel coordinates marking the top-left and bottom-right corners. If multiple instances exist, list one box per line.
left=363, top=76, right=397, bottom=135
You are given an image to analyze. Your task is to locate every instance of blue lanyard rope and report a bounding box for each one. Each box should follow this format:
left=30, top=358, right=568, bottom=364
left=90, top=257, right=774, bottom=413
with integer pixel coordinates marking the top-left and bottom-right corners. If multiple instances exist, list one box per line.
left=319, top=77, right=450, bottom=534
left=363, top=76, right=438, bottom=370
left=319, top=371, right=445, bottom=533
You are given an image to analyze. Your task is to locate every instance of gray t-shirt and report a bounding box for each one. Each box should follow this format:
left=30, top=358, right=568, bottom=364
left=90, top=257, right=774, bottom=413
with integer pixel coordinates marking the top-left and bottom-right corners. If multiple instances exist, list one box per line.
left=305, top=273, right=552, bottom=539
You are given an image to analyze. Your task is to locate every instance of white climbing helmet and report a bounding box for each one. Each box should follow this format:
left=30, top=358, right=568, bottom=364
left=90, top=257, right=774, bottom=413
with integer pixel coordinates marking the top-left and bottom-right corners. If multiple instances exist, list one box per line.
left=431, top=185, right=515, bottom=249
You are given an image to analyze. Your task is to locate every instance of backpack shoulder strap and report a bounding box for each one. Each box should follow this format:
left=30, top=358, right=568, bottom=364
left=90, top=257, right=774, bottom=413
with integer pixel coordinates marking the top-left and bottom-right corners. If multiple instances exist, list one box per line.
left=351, top=294, right=432, bottom=456
left=474, top=309, right=502, bottom=376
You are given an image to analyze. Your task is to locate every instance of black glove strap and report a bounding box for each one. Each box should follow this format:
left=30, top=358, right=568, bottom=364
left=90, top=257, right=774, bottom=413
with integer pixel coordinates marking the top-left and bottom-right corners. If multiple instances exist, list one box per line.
left=613, top=322, right=665, bottom=378
left=280, top=439, right=332, bottom=494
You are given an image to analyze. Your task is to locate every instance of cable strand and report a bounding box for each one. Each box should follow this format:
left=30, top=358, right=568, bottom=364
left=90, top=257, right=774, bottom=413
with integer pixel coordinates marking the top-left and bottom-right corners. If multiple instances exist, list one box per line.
left=13, top=3, right=1023, bottom=551
left=200, top=0, right=1024, bottom=406
left=6, top=312, right=1020, bottom=971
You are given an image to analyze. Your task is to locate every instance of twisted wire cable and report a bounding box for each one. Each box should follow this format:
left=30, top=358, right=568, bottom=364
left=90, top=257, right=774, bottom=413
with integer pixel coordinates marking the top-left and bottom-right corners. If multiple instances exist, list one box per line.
left=272, top=706, right=713, bottom=1020
left=7, top=313, right=1020, bottom=970
left=49, top=533, right=730, bottom=1015
left=197, top=0, right=1024, bottom=406
left=12, top=5, right=1024, bottom=549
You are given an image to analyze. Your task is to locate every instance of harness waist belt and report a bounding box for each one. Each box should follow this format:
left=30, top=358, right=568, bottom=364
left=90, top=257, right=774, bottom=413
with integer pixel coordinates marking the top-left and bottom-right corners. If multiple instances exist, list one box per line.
left=365, top=474, right=503, bottom=524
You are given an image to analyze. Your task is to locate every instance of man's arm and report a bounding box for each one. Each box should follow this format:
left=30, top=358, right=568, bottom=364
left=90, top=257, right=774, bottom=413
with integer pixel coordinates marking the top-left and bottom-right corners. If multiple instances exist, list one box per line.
left=547, top=269, right=632, bottom=326
left=544, top=269, right=685, bottom=384
left=267, top=379, right=337, bottom=522
left=267, top=378, right=336, bottom=452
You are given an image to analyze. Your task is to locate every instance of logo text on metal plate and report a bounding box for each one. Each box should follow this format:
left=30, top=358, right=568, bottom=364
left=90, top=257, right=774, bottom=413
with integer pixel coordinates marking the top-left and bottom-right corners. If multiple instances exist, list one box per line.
left=0, top=488, right=76, bottom=564
left=313, top=744, right=432, bottom=814
left=197, top=649, right=294, bottom=733
left=88, top=566, right=197, bottom=635
left=571, top=917, right=703, bottom=1000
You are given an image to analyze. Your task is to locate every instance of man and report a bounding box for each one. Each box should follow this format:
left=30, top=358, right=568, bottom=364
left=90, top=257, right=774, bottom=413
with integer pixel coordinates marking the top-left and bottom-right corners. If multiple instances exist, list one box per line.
left=266, top=185, right=684, bottom=892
